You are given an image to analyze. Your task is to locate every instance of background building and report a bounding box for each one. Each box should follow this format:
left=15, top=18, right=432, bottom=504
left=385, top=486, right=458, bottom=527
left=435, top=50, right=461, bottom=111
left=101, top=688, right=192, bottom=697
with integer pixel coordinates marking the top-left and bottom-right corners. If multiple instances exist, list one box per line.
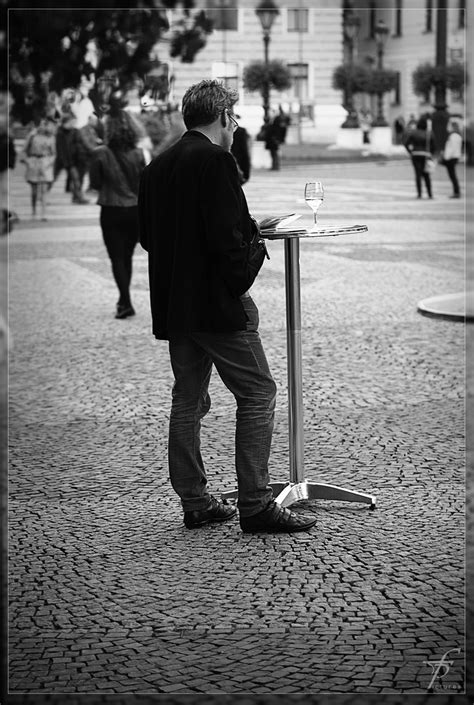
left=152, top=1, right=346, bottom=143
left=146, top=0, right=468, bottom=147
left=356, top=0, right=466, bottom=132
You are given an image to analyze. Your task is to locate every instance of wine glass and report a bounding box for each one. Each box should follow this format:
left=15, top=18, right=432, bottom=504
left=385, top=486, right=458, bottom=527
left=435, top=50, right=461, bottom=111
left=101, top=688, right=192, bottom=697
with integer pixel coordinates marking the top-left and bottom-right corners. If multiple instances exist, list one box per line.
left=304, top=181, right=324, bottom=230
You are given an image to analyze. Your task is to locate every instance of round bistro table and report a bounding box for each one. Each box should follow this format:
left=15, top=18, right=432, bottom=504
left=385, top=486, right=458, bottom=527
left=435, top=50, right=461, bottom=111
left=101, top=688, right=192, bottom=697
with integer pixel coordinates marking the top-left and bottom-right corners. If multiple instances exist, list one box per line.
left=223, top=223, right=377, bottom=511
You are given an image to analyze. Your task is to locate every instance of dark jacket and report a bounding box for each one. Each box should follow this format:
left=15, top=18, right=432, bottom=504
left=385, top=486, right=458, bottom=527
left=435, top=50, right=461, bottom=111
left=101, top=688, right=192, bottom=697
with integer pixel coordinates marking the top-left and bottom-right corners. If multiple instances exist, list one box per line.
left=89, top=146, right=145, bottom=207
left=138, top=130, right=265, bottom=340
left=404, top=128, right=435, bottom=157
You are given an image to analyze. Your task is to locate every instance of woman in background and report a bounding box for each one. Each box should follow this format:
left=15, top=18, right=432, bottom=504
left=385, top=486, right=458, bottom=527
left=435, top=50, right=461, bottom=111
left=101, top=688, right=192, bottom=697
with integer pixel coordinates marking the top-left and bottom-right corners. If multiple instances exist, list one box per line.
left=22, top=117, right=56, bottom=220
left=441, top=120, right=463, bottom=199
left=89, top=108, right=146, bottom=319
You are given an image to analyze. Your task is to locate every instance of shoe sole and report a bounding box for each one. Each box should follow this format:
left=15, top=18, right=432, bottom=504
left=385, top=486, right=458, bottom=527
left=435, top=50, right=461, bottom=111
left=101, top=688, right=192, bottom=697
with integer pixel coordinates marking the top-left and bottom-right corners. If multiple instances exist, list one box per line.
left=240, top=518, right=317, bottom=533
left=184, top=509, right=237, bottom=529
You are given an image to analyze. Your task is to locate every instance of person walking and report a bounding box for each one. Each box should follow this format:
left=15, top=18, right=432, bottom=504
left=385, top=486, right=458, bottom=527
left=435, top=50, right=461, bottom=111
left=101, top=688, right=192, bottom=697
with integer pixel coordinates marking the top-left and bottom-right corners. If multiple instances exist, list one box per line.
left=441, top=120, right=463, bottom=199
left=404, top=116, right=435, bottom=199
left=138, top=79, right=316, bottom=534
left=263, top=108, right=289, bottom=171
left=21, top=117, right=56, bottom=221
left=89, top=108, right=146, bottom=319
left=53, top=115, right=91, bottom=204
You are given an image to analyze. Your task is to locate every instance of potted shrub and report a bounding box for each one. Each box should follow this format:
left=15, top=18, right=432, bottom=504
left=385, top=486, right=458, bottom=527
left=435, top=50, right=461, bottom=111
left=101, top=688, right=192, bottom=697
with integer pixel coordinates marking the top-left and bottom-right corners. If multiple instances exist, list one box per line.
left=412, top=62, right=465, bottom=103
left=243, top=60, right=292, bottom=101
left=332, top=63, right=370, bottom=96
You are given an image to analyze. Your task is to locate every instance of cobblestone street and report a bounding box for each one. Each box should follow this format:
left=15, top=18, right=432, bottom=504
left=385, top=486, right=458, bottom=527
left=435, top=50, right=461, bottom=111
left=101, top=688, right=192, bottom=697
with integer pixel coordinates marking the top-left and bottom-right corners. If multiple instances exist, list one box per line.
left=5, top=152, right=471, bottom=702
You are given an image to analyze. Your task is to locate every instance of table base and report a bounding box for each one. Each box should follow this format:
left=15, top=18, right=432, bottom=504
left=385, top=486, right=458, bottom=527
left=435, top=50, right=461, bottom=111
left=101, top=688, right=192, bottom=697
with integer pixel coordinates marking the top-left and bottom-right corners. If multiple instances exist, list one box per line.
left=222, top=480, right=376, bottom=510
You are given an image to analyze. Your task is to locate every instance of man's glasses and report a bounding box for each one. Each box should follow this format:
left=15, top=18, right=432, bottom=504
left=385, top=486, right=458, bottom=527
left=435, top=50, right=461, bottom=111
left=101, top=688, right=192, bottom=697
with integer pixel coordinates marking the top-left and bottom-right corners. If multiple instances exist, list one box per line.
left=227, top=111, right=239, bottom=131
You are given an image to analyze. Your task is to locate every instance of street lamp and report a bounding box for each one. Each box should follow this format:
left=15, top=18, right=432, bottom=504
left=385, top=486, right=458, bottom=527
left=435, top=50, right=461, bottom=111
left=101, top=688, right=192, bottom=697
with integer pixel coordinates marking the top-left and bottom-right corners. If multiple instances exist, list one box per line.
left=341, top=10, right=360, bottom=128
left=255, top=0, right=279, bottom=122
left=372, top=18, right=389, bottom=126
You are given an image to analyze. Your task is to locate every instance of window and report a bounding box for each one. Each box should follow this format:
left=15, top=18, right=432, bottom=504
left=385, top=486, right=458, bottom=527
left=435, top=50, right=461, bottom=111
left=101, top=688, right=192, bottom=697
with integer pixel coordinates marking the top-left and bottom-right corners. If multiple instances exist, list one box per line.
left=394, top=0, right=402, bottom=36
left=287, top=63, right=309, bottom=101
left=287, top=9, right=309, bottom=32
left=212, top=62, right=239, bottom=93
left=207, top=2, right=238, bottom=31
left=425, top=0, right=433, bottom=32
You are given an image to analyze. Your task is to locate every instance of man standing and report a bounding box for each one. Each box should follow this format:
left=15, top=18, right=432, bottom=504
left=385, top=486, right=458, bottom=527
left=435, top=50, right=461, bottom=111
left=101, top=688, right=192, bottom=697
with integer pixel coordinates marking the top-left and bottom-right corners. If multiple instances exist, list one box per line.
left=138, top=80, right=316, bottom=534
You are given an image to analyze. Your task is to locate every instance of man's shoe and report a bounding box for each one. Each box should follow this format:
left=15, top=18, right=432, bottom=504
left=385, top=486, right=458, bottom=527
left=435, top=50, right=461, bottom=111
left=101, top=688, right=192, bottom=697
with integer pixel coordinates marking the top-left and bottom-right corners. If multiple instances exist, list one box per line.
left=184, top=496, right=237, bottom=529
left=240, top=501, right=316, bottom=533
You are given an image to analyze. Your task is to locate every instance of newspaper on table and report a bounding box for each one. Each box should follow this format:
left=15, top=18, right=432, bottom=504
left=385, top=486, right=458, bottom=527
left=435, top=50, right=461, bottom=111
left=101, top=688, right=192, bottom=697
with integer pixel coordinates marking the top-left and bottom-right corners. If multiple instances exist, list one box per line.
left=259, top=214, right=367, bottom=239
left=258, top=213, right=306, bottom=236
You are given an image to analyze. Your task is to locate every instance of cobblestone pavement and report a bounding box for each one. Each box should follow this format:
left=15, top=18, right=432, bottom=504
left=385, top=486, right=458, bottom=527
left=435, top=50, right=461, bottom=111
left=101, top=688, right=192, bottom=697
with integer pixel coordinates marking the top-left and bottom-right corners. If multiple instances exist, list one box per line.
left=5, top=154, right=472, bottom=703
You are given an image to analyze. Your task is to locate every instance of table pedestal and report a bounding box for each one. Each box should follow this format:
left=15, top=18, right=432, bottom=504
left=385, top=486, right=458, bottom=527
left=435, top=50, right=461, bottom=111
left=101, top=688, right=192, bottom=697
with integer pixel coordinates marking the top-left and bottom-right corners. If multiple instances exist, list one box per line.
left=223, top=227, right=376, bottom=511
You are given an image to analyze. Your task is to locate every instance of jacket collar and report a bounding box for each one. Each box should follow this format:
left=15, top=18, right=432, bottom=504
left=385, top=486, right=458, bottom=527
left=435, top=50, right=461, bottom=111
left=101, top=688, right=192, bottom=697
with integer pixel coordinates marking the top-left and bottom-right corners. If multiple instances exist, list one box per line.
left=182, top=130, right=212, bottom=143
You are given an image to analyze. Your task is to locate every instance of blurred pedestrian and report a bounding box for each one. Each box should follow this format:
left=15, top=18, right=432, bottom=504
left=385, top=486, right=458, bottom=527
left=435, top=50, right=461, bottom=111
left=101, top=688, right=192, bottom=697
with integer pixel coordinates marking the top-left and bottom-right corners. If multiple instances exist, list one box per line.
left=69, top=117, right=94, bottom=204
left=21, top=117, right=56, bottom=220
left=138, top=78, right=317, bottom=534
left=264, top=108, right=289, bottom=171
left=360, top=109, right=372, bottom=144
left=230, top=118, right=251, bottom=183
left=79, top=114, right=103, bottom=192
left=89, top=107, right=146, bottom=319
left=53, top=115, right=91, bottom=204
left=440, top=120, right=463, bottom=199
left=393, top=115, right=405, bottom=145
left=404, top=116, right=435, bottom=199
left=52, top=115, right=72, bottom=194
left=406, top=113, right=417, bottom=131
left=1, top=99, right=19, bottom=234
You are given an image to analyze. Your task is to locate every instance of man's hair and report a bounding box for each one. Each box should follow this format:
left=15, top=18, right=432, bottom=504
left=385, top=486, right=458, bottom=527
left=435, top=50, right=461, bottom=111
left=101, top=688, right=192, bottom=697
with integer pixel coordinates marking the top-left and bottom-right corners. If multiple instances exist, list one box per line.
left=181, top=80, right=238, bottom=130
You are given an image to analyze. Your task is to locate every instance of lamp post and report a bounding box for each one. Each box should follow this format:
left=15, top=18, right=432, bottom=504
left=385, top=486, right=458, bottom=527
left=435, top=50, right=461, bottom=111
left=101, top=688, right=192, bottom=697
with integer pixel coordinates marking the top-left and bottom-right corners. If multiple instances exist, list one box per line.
left=341, top=10, right=360, bottom=128
left=432, top=0, right=449, bottom=153
left=372, top=19, right=389, bottom=127
left=255, top=0, right=279, bottom=122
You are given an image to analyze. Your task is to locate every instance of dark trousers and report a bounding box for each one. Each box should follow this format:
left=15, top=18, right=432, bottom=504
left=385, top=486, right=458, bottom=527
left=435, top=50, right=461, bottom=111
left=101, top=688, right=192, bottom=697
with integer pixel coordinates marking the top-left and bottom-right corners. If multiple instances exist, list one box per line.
left=69, top=164, right=88, bottom=202
left=168, top=296, right=276, bottom=516
left=100, top=206, right=138, bottom=307
left=53, top=160, right=88, bottom=201
left=444, top=158, right=460, bottom=196
left=269, top=147, right=281, bottom=170
left=411, top=156, right=432, bottom=198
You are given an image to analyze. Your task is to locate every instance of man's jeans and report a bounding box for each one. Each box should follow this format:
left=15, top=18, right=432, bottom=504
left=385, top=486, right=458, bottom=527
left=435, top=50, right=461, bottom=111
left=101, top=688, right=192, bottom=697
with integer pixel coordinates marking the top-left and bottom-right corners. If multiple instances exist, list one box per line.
left=168, top=296, right=276, bottom=517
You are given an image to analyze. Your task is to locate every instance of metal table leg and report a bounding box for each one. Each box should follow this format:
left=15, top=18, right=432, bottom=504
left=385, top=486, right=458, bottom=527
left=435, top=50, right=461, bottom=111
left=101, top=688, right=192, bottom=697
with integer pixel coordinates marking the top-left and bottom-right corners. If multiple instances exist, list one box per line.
left=223, top=234, right=376, bottom=511
left=273, top=236, right=376, bottom=510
